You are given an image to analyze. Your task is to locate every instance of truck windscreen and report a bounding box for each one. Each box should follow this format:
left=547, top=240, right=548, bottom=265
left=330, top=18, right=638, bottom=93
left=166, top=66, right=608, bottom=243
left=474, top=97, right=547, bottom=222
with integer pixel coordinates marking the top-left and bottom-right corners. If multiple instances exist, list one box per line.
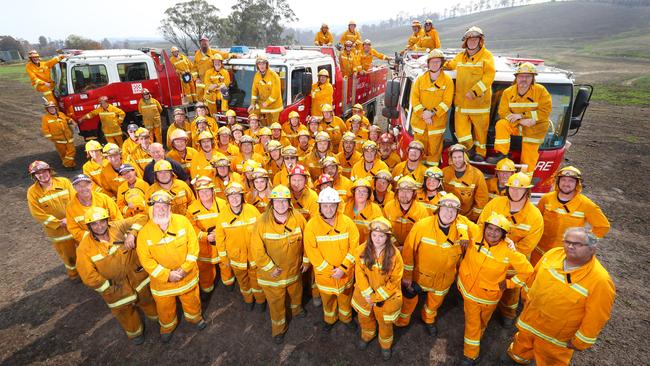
left=226, top=65, right=287, bottom=109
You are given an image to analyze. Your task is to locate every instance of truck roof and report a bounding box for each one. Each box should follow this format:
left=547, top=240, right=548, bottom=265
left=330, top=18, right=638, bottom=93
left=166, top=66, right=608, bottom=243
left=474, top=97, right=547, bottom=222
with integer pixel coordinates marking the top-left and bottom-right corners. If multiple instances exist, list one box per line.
left=64, top=49, right=149, bottom=62
left=402, top=49, right=574, bottom=84
left=224, top=48, right=332, bottom=67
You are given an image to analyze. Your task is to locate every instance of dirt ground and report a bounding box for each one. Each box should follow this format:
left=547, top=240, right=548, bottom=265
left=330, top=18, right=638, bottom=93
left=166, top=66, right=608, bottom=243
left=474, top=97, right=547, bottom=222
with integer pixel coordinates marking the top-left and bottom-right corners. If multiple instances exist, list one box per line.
left=0, top=63, right=648, bottom=365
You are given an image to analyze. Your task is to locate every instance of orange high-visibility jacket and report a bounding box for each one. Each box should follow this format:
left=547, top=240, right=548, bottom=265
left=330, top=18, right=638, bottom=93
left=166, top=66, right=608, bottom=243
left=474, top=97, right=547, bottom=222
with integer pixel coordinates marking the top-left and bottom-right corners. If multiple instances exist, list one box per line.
left=310, top=81, right=334, bottom=116
left=136, top=214, right=200, bottom=297
left=442, top=164, right=489, bottom=221
left=410, top=70, right=455, bottom=134
left=417, top=190, right=445, bottom=214
left=304, top=213, right=360, bottom=294
left=251, top=210, right=307, bottom=287
left=486, top=177, right=507, bottom=200
left=186, top=197, right=228, bottom=264
left=170, top=53, right=193, bottom=75
left=382, top=199, right=429, bottom=246
left=518, top=247, right=615, bottom=350
left=292, top=188, right=319, bottom=221
left=337, top=151, right=362, bottom=178
left=351, top=159, right=389, bottom=183
left=416, top=28, right=441, bottom=50
left=116, top=178, right=149, bottom=217
left=129, top=146, right=153, bottom=176
left=343, top=199, right=384, bottom=245
left=393, top=161, right=428, bottom=184
left=314, top=31, right=334, bottom=46
left=339, top=30, right=362, bottom=47
left=66, top=191, right=122, bottom=243
left=360, top=48, right=387, bottom=71
left=251, top=69, right=283, bottom=114
left=192, top=48, right=228, bottom=81
left=41, top=111, right=74, bottom=145
left=83, top=159, right=106, bottom=188
left=339, top=50, right=361, bottom=77
left=76, top=215, right=150, bottom=310
left=214, top=203, right=261, bottom=270
left=497, top=83, right=552, bottom=145
left=406, top=29, right=425, bottom=50
left=99, top=163, right=126, bottom=199
left=138, top=98, right=163, bottom=126
left=146, top=179, right=195, bottom=216
left=122, top=138, right=139, bottom=162
left=167, top=147, right=200, bottom=177
left=25, top=56, right=63, bottom=88
left=84, top=105, right=125, bottom=138
left=446, top=48, right=495, bottom=112
left=27, top=177, right=75, bottom=241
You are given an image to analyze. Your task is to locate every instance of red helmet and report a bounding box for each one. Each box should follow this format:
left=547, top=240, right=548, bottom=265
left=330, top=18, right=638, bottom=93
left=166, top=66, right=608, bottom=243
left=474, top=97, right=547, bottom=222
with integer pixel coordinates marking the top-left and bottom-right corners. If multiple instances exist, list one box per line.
left=379, top=132, right=395, bottom=144
left=288, top=164, right=309, bottom=177
left=28, top=160, right=51, bottom=174
left=316, top=174, right=334, bottom=186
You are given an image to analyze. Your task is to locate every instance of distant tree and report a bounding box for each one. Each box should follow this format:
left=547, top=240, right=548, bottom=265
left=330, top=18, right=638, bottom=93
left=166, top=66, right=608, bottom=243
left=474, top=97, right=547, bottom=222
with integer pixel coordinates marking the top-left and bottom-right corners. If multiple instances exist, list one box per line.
left=100, top=38, right=112, bottom=49
left=38, top=36, right=47, bottom=48
left=65, top=34, right=101, bottom=50
left=224, top=0, right=298, bottom=47
left=158, top=0, right=224, bottom=54
left=122, top=39, right=130, bottom=49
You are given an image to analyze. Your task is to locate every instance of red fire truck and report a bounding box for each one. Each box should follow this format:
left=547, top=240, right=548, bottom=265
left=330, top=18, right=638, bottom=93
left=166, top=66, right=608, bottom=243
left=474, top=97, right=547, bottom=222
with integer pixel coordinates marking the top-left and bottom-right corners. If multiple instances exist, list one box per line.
left=382, top=50, right=593, bottom=202
left=52, top=46, right=388, bottom=139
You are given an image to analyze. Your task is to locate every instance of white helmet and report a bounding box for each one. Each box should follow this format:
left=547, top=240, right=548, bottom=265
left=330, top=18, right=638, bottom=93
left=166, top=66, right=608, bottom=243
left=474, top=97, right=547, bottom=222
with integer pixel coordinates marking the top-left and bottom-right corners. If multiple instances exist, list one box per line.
left=317, top=187, right=341, bottom=204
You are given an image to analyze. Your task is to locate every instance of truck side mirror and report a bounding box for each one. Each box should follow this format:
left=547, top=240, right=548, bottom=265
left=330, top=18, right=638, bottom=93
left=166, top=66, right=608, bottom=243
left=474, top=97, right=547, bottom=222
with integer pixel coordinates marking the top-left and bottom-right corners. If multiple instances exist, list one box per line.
left=384, top=80, right=400, bottom=108
left=302, top=73, right=313, bottom=97
left=570, top=85, right=593, bottom=131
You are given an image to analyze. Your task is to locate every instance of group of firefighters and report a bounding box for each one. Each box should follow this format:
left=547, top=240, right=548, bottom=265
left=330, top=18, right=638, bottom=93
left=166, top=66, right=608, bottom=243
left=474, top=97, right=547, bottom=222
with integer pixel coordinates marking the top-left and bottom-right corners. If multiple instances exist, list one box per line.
left=23, top=21, right=616, bottom=366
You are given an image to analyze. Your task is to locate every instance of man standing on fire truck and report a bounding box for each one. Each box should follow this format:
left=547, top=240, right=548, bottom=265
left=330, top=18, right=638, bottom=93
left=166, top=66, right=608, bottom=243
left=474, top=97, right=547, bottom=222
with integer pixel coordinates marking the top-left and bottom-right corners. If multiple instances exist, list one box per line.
left=170, top=46, right=197, bottom=103
left=25, top=50, right=65, bottom=103
left=193, top=36, right=231, bottom=102
left=247, top=55, right=283, bottom=126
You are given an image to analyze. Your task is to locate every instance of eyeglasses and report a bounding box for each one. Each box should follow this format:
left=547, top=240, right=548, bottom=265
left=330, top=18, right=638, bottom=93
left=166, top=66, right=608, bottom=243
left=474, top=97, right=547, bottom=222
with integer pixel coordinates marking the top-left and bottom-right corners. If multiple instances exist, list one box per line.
left=564, top=239, right=588, bottom=248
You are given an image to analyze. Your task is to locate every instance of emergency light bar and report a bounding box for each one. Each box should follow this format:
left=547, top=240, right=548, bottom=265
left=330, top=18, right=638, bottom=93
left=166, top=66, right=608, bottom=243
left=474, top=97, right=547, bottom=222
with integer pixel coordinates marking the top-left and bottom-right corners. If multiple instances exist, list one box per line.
left=265, top=46, right=287, bottom=55
left=230, top=46, right=250, bottom=54
left=505, top=57, right=545, bottom=66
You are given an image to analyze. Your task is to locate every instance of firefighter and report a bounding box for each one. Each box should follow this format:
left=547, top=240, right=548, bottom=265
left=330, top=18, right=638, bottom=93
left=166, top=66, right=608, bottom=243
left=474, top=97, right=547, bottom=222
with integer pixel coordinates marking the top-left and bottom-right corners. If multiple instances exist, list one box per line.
left=26, top=161, right=78, bottom=278
left=314, top=23, right=334, bottom=46
left=501, top=227, right=616, bottom=366
left=351, top=141, right=389, bottom=182
left=246, top=168, right=272, bottom=213
left=214, top=182, right=266, bottom=310
left=304, top=187, right=360, bottom=332
left=254, top=127, right=273, bottom=156
left=25, top=50, right=64, bottom=103
left=270, top=122, right=291, bottom=146
left=166, top=108, right=192, bottom=149
left=337, top=132, right=362, bottom=178
left=190, top=115, right=216, bottom=151
left=245, top=113, right=262, bottom=138
left=116, top=164, right=149, bottom=218
left=315, top=174, right=334, bottom=193
left=66, top=174, right=122, bottom=243
left=189, top=130, right=220, bottom=180
left=204, top=54, right=231, bottom=115
left=533, top=166, right=610, bottom=265
left=296, top=129, right=312, bottom=158
left=167, top=129, right=199, bottom=178
left=136, top=190, right=206, bottom=343
left=211, top=155, right=243, bottom=199
left=216, top=126, right=240, bottom=157
left=79, top=96, right=126, bottom=146
left=186, top=176, right=230, bottom=297
left=123, top=124, right=141, bottom=163
left=83, top=140, right=106, bottom=189
left=232, top=135, right=264, bottom=174
left=398, top=193, right=473, bottom=333
left=488, top=62, right=552, bottom=172
left=76, top=208, right=156, bottom=344
left=129, top=128, right=153, bottom=177
left=418, top=166, right=446, bottom=213
left=241, top=159, right=262, bottom=192
left=394, top=140, right=428, bottom=183
left=378, top=133, right=401, bottom=169
left=372, top=170, right=395, bottom=209
left=445, top=26, right=495, bottom=162
left=478, top=172, right=543, bottom=325
left=359, top=40, right=389, bottom=72
left=289, top=164, right=319, bottom=220
left=442, top=144, right=489, bottom=222
left=142, top=143, right=189, bottom=185
left=343, top=179, right=384, bottom=244
left=282, top=111, right=307, bottom=147
left=272, top=145, right=298, bottom=187
left=351, top=103, right=371, bottom=129
left=382, top=176, right=429, bottom=248
left=339, top=40, right=361, bottom=78
left=487, top=158, right=516, bottom=199
left=339, top=20, right=362, bottom=51
left=41, top=101, right=77, bottom=168
left=321, top=156, right=353, bottom=202
left=224, top=109, right=238, bottom=128
left=346, top=115, right=368, bottom=151
left=231, top=123, right=245, bottom=144
left=193, top=35, right=230, bottom=101
left=137, top=89, right=163, bottom=143
left=405, top=20, right=424, bottom=51
left=265, top=140, right=284, bottom=178
left=304, top=131, right=334, bottom=179
left=416, top=19, right=441, bottom=51
left=410, top=49, right=455, bottom=166
left=457, top=212, right=533, bottom=366
left=311, top=69, right=334, bottom=117
left=321, top=104, right=347, bottom=152
left=146, top=160, right=194, bottom=215
left=170, top=46, right=197, bottom=103
left=353, top=217, right=403, bottom=360
left=247, top=55, right=283, bottom=126
left=251, top=184, right=309, bottom=343
left=100, top=143, right=126, bottom=199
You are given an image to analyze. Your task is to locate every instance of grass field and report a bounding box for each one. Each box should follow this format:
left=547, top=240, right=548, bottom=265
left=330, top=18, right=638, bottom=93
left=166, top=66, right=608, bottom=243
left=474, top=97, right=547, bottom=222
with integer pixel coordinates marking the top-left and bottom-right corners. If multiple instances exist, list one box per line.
left=592, top=75, right=650, bottom=106
left=0, top=63, right=29, bottom=83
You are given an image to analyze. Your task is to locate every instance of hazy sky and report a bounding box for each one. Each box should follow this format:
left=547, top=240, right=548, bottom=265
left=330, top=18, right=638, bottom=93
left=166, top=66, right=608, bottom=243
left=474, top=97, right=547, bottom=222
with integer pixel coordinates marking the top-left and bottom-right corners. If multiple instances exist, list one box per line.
left=4, top=0, right=545, bottom=43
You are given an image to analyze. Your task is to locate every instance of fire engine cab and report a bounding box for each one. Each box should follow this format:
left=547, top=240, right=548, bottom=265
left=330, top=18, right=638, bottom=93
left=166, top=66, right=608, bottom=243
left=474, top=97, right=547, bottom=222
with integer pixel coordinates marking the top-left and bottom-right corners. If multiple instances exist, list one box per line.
left=382, top=50, right=593, bottom=201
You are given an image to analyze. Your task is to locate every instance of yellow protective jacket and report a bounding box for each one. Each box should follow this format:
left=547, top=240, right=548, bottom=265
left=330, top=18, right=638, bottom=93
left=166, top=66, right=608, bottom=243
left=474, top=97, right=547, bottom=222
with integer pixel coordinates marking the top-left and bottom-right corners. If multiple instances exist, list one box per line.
left=76, top=215, right=150, bottom=310
left=314, top=31, right=334, bottom=46
left=41, top=111, right=74, bottom=145
left=442, top=165, right=489, bottom=221
left=166, top=121, right=192, bottom=149
left=213, top=173, right=244, bottom=199
left=84, top=105, right=125, bottom=139
left=322, top=116, right=347, bottom=150
left=304, top=213, right=360, bottom=294
left=352, top=244, right=403, bottom=321
left=122, top=138, right=139, bottom=163
left=138, top=98, right=163, bottom=127
left=417, top=190, right=445, bottom=214
left=129, top=146, right=153, bottom=176
left=339, top=50, right=361, bottom=77
left=311, top=81, right=334, bottom=116
left=350, top=159, right=389, bottom=183
left=303, top=150, right=333, bottom=179
left=116, top=178, right=149, bottom=217
left=214, top=204, right=261, bottom=270
left=360, top=48, right=387, bottom=71
left=100, top=163, right=126, bottom=199
left=478, top=196, right=544, bottom=258
left=403, top=215, right=475, bottom=293
left=536, top=191, right=610, bottom=256
left=251, top=210, right=307, bottom=287
left=192, top=48, right=228, bottom=81
left=393, top=161, right=427, bottom=184
left=382, top=199, right=429, bottom=246
left=27, top=177, right=75, bottom=242
left=336, top=150, right=362, bottom=178
left=25, top=56, right=63, bottom=89
left=406, top=29, right=425, bottom=50
left=486, top=177, right=507, bottom=200
left=445, top=47, right=495, bottom=113
left=339, top=30, right=362, bottom=48
left=416, top=28, right=441, bottom=51
left=332, top=176, right=353, bottom=202
left=292, top=188, right=320, bottom=221
left=204, top=68, right=231, bottom=98
left=251, top=69, right=283, bottom=114
left=146, top=179, right=195, bottom=216
left=83, top=159, right=106, bottom=188
left=410, top=71, right=454, bottom=134
left=517, top=247, right=616, bottom=350
left=136, top=214, right=200, bottom=297
left=498, top=83, right=552, bottom=145
left=457, top=238, right=533, bottom=305
left=170, top=53, right=193, bottom=75
left=343, top=199, right=384, bottom=244
left=186, top=197, right=228, bottom=264
left=167, top=147, right=200, bottom=177
left=381, top=151, right=401, bottom=169
left=66, top=191, right=122, bottom=243
left=188, top=150, right=217, bottom=181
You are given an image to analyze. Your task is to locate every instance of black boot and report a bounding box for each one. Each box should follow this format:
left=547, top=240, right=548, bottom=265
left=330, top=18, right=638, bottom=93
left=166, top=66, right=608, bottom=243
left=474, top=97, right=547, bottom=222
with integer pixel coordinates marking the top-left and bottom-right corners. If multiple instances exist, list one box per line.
left=486, top=153, right=507, bottom=164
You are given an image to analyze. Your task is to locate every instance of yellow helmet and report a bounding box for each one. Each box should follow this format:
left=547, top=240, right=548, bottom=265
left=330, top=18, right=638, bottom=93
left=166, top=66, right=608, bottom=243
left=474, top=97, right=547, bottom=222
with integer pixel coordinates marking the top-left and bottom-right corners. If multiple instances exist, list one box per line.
left=408, top=140, right=425, bottom=152
left=266, top=140, right=283, bottom=152
left=320, top=103, right=333, bottom=113
left=427, top=49, right=445, bottom=61
left=281, top=145, right=298, bottom=157
left=437, top=193, right=462, bottom=210
left=231, top=123, right=244, bottom=132
left=211, top=155, right=231, bottom=167
left=218, top=126, right=232, bottom=135
left=349, top=20, right=357, bottom=26
left=424, top=166, right=444, bottom=180
left=198, top=130, right=214, bottom=141
left=317, top=69, right=329, bottom=77
left=28, top=50, right=40, bottom=58
left=349, top=115, right=362, bottom=123
left=211, top=53, right=223, bottom=61
left=448, top=143, right=467, bottom=159
left=270, top=184, right=291, bottom=199
left=555, top=166, right=583, bottom=193
left=251, top=167, right=269, bottom=180
left=257, top=127, right=272, bottom=137
left=242, top=159, right=261, bottom=173
left=154, top=160, right=173, bottom=172
left=341, top=131, right=356, bottom=142
left=352, top=178, right=372, bottom=192
left=44, top=101, right=57, bottom=109
left=363, top=39, right=372, bottom=45
left=495, top=158, right=516, bottom=172
left=297, top=129, right=311, bottom=138
left=463, top=26, right=484, bottom=40
left=193, top=176, right=215, bottom=190
left=149, top=190, right=173, bottom=205
left=270, top=122, right=282, bottom=130
left=225, top=182, right=245, bottom=196
left=288, top=110, right=300, bottom=119
left=225, top=109, right=237, bottom=117
left=169, top=129, right=189, bottom=142
left=369, top=217, right=392, bottom=234
left=135, top=127, right=150, bottom=138
left=195, top=117, right=208, bottom=126
left=248, top=113, right=259, bottom=121
left=102, top=143, right=121, bottom=155
left=320, top=156, right=339, bottom=168
left=170, top=46, right=179, bottom=52
left=352, top=103, right=364, bottom=111
left=485, top=211, right=511, bottom=233
left=374, top=169, right=392, bottom=181
left=84, top=206, right=109, bottom=225
left=396, top=176, right=418, bottom=191
left=514, top=62, right=538, bottom=75
left=506, top=172, right=534, bottom=188
left=362, top=140, right=378, bottom=151
left=315, top=131, right=331, bottom=142
left=255, top=54, right=268, bottom=64
left=239, top=135, right=255, bottom=144
left=85, top=140, right=102, bottom=152
left=411, top=20, right=421, bottom=27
